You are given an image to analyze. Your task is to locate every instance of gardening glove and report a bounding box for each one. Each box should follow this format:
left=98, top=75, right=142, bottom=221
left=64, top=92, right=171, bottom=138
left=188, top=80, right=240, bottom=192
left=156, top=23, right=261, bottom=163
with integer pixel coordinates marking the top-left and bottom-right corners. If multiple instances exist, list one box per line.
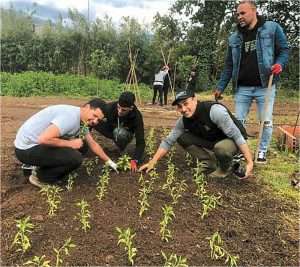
left=138, top=160, right=156, bottom=173
left=271, top=63, right=282, bottom=75
left=105, top=159, right=119, bottom=173
left=130, top=160, right=138, bottom=172
left=213, top=89, right=223, bottom=101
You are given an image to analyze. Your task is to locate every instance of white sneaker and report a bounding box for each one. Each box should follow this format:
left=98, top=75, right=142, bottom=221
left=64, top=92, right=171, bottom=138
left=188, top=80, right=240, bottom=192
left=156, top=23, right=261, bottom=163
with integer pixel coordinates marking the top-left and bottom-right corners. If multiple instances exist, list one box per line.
left=256, top=151, right=267, bottom=164
left=29, top=175, right=47, bottom=189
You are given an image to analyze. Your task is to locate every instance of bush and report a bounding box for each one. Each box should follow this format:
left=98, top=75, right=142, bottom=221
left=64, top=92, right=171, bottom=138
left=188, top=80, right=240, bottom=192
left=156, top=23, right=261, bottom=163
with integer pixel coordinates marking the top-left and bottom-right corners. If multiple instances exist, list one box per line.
left=1, top=71, right=153, bottom=100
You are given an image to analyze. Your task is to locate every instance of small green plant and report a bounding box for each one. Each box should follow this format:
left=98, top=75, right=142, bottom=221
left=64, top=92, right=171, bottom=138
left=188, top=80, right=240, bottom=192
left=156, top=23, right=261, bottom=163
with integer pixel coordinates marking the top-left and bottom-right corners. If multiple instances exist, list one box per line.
left=160, top=205, right=175, bottom=242
left=76, top=199, right=91, bottom=232
left=54, top=237, right=76, bottom=267
left=79, top=122, right=89, bottom=139
left=40, top=185, right=63, bottom=217
left=116, top=227, right=137, bottom=265
left=24, top=255, right=51, bottom=267
left=11, top=216, right=34, bottom=253
left=170, top=180, right=188, bottom=205
left=117, top=154, right=131, bottom=171
left=146, top=127, right=156, bottom=157
left=209, top=232, right=239, bottom=267
left=138, top=184, right=151, bottom=217
left=185, top=152, right=193, bottom=167
left=96, top=165, right=110, bottom=201
left=83, top=158, right=95, bottom=176
left=66, top=172, right=78, bottom=191
left=201, top=194, right=221, bottom=219
left=161, top=251, right=188, bottom=267
left=162, top=162, right=177, bottom=191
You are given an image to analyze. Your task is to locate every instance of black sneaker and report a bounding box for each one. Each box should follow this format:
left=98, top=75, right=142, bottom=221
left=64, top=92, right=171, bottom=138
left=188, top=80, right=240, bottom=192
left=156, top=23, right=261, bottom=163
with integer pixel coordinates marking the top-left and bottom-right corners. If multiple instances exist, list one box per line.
left=256, top=151, right=267, bottom=164
left=232, top=162, right=246, bottom=179
left=233, top=153, right=245, bottom=163
left=21, top=164, right=36, bottom=176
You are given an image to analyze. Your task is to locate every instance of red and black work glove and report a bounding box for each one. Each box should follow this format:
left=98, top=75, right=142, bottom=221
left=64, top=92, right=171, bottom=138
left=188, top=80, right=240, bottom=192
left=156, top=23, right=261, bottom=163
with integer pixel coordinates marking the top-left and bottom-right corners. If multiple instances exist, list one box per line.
left=271, top=63, right=282, bottom=75
left=130, top=160, right=138, bottom=172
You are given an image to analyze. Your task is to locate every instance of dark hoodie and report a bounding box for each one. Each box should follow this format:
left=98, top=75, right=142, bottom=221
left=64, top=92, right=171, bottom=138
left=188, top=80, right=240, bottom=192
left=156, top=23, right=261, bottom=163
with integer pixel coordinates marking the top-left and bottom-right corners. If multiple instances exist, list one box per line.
left=237, top=15, right=265, bottom=87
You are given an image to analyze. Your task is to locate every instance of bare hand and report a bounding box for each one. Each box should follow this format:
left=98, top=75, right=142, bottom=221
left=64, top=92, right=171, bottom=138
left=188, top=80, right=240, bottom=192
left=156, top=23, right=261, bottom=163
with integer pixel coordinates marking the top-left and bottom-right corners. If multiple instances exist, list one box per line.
left=69, top=138, right=83, bottom=149
left=138, top=160, right=156, bottom=173
left=213, top=89, right=223, bottom=101
left=240, top=161, right=253, bottom=180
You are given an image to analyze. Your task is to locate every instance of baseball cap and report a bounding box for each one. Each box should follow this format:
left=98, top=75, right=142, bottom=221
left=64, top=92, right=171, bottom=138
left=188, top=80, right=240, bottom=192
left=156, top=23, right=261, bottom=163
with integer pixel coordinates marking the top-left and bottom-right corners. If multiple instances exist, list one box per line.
left=172, top=89, right=195, bottom=106
left=118, top=91, right=135, bottom=107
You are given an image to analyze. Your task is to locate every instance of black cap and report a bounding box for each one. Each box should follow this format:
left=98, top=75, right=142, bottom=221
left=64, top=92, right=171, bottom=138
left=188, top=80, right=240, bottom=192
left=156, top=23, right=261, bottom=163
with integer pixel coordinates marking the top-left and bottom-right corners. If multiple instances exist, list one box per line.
left=118, top=91, right=135, bottom=107
left=172, top=89, right=195, bottom=106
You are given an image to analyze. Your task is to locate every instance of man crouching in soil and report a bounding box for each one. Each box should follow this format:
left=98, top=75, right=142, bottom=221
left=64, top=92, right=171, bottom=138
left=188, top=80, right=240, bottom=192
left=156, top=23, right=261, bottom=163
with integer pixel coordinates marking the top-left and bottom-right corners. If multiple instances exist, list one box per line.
left=14, top=99, right=118, bottom=188
left=139, top=89, right=253, bottom=179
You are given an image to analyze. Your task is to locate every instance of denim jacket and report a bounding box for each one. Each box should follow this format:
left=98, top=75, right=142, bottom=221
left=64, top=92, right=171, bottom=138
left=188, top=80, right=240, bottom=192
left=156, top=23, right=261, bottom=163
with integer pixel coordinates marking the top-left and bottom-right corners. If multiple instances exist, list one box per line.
left=217, top=21, right=289, bottom=92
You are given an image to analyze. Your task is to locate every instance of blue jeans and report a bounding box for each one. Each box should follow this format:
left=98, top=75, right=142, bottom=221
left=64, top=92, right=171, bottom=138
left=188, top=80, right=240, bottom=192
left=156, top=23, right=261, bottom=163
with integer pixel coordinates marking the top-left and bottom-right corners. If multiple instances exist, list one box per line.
left=234, top=85, right=276, bottom=152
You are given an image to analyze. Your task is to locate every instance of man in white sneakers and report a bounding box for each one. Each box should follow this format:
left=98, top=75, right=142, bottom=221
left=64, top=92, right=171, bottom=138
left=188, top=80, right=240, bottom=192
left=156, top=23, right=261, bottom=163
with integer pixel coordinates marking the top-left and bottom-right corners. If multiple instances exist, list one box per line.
left=14, top=99, right=118, bottom=188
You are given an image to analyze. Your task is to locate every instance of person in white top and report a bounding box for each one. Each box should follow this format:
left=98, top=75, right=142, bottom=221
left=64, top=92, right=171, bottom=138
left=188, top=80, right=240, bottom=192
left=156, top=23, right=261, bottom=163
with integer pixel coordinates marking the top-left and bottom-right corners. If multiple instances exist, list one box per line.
left=152, top=65, right=169, bottom=106
left=14, top=98, right=118, bottom=188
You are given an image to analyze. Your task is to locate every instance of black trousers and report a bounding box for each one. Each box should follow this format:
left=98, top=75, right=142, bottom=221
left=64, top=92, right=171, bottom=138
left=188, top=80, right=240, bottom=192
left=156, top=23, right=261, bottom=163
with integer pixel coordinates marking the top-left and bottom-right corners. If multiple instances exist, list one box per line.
left=15, top=144, right=87, bottom=182
left=94, top=122, right=133, bottom=151
left=152, top=84, right=163, bottom=105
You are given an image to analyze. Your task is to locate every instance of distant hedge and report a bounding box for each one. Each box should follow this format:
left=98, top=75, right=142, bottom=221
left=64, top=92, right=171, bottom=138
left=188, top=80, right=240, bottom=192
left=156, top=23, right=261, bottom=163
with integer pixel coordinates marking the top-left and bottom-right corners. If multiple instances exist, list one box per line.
left=1, top=71, right=153, bottom=100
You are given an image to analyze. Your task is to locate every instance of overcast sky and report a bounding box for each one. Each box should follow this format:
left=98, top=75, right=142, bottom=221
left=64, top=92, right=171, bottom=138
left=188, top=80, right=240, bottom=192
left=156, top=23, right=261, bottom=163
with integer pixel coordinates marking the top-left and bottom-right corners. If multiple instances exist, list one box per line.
left=1, top=0, right=174, bottom=25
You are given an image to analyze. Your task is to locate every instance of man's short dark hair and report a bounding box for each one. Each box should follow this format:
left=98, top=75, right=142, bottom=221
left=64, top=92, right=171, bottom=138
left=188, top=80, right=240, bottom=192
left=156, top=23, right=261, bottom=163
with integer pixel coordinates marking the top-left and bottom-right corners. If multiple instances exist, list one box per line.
left=237, top=0, right=257, bottom=9
left=118, top=91, right=135, bottom=108
left=85, top=98, right=107, bottom=114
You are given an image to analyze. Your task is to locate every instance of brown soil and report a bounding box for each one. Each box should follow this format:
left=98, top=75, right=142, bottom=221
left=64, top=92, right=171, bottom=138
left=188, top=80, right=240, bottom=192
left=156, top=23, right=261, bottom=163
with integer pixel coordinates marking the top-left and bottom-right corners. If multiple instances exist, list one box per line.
left=1, top=96, right=299, bottom=266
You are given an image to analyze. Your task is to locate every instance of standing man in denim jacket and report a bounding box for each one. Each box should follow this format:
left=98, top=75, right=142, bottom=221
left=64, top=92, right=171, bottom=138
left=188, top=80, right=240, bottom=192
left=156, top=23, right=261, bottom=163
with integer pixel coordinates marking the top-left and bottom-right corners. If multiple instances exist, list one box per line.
left=214, top=0, right=289, bottom=163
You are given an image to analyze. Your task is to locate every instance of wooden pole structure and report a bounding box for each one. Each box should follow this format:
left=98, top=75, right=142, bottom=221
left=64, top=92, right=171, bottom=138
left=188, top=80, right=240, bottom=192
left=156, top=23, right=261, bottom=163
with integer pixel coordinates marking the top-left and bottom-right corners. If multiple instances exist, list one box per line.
left=160, top=46, right=175, bottom=98
left=254, top=74, right=274, bottom=163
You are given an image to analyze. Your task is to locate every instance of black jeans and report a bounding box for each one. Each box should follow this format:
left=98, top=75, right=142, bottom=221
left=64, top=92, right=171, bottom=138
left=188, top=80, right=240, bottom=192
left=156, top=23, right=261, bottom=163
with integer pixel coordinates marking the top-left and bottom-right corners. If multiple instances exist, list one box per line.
left=152, top=84, right=163, bottom=105
left=94, top=122, right=133, bottom=151
left=15, top=144, right=86, bottom=182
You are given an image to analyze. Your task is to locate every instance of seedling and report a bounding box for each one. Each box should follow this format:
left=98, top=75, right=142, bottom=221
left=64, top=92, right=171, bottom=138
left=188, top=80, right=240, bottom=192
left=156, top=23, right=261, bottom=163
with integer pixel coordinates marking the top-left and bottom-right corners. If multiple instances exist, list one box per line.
left=161, top=251, right=188, bottom=267
left=138, top=184, right=151, bottom=217
left=11, top=216, right=34, bottom=253
left=40, top=185, right=63, bottom=217
left=53, top=237, right=76, bottom=267
left=185, top=152, right=193, bottom=167
left=146, top=127, right=156, bottom=157
left=24, top=255, right=51, bottom=267
left=96, top=165, right=110, bottom=201
left=162, top=162, right=177, bottom=191
left=160, top=205, right=175, bottom=242
left=116, top=227, right=137, bottom=265
left=209, top=232, right=239, bottom=267
left=66, top=172, right=78, bottom=191
left=117, top=154, right=131, bottom=171
left=76, top=199, right=91, bottom=232
left=201, top=194, right=221, bottom=219
left=79, top=122, right=89, bottom=139
left=83, top=158, right=95, bottom=176
left=170, top=180, right=188, bottom=205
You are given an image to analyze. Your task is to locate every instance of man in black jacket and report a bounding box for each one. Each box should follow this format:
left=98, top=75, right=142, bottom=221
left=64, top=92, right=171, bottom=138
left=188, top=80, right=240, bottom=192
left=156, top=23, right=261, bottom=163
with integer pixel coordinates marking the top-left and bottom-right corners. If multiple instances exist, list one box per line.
left=140, top=89, right=253, bottom=179
left=94, top=91, right=145, bottom=172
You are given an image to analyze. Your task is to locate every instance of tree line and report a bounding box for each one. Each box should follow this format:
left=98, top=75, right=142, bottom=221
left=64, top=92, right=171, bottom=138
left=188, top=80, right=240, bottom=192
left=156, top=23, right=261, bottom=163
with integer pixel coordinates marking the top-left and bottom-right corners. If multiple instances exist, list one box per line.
left=1, top=1, right=299, bottom=92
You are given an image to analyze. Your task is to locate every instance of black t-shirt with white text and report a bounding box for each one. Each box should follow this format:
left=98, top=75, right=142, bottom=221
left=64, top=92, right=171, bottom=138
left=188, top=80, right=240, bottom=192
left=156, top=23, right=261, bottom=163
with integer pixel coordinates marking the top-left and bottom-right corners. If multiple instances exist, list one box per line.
left=237, top=16, right=265, bottom=86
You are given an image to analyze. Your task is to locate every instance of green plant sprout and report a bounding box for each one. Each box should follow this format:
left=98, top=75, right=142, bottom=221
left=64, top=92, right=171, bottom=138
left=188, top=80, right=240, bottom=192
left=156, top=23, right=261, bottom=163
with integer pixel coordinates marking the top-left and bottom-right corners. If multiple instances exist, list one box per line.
left=167, top=146, right=176, bottom=164
left=138, top=173, right=145, bottom=186
left=209, top=232, right=239, bottom=267
left=117, top=154, right=131, bottom=171
left=160, top=205, right=175, bottom=242
left=161, top=127, right=170, bottom=139
left=11, top=216, right=34, bottom=253
left=170, top=180, right=188, bottom=205
left=83, top=158, right=95, bottom=176
left=161, top=251, right=188, bottom=267
left=96, top=165, right=110, bottom=201
left=162, top=162, right=177, bottom=191
left=66, top=172, right=78, bottom=191
left=53, top=237, right=76, bottom=267
left=40, top=185, right=63, bottom=217
left=185, top=152, right=193, bottom=167
left=116, top=227, right=137, bottom=265
left=138, top=184, right=151, bottom=217
left=201, top=194, right=221, bottom=219
left=76, top=199, right=91, bottom=232
left=24, top=255, right=51, bottom=267
left=146, top=127, right=156, bottom=157
left=79, top=122, right=89, bottom=139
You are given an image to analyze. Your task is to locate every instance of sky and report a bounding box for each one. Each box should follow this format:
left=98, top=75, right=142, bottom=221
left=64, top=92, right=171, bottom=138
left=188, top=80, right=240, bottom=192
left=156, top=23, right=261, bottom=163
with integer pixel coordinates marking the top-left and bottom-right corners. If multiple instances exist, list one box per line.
left=1, top=0, right=175, bottom=25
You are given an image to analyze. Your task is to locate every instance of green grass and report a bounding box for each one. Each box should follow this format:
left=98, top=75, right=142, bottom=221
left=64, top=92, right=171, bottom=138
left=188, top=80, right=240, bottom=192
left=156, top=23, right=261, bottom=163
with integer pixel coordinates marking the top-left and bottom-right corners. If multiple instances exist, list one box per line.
left=248, top=139, right=299, bottom=201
